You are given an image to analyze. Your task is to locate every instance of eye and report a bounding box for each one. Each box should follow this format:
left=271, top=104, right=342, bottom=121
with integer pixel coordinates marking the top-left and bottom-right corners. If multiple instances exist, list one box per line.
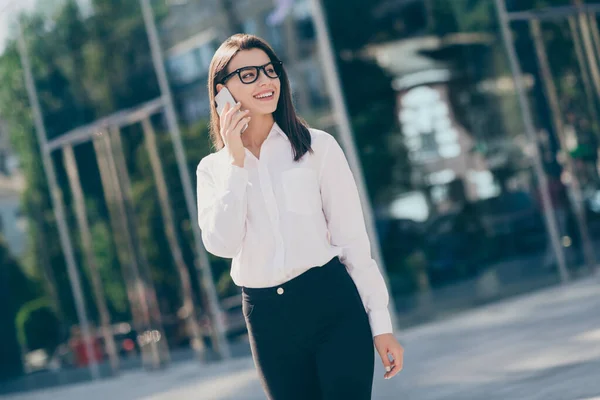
left=242, top=71, right=257, bottom=80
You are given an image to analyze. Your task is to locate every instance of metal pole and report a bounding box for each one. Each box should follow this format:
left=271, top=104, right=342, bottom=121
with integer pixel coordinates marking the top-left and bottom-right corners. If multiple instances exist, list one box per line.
left=495, top=0, right=570, bottom=282
left=141, top=117, right=205, bottom=356
left=63, top=145, right=120, bottom=374
left=530, top=19, right=596, bottom=272
left=588, top=13, right=600, bottom=71
left=31, top=198, right=65, bottom=328
left=108, top=127, right=170, bottom=367
left=282, top=15, right=310, bottom=113
left=92, top=135, right=146, bottom=359
left=308, top=0, right=399, bottom=329
left=569, top=16, right=600, bottom=126
left=140, top=0, right=230, bottom=359
left=587, top=13, right=600, bottom=142
left=507, top=5, right=600, bottom=22
left=16, top=22, right=101, bottom=379
left=573, top=1, right=600, bottom=107
left=424, top=0, right=435, bottom=31
left=94, top=132, right=161, bottom=369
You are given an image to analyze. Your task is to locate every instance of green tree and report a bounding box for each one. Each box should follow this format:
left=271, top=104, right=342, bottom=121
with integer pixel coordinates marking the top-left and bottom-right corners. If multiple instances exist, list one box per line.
left=0, top=237, right=38, bottom=381
left=0, top=0, right=239, bottom=358
left=0, top=0, right=205, bottom=341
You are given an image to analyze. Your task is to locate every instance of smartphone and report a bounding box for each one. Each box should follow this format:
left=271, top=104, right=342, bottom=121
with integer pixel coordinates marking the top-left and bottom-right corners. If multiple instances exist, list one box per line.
left=215, top=87, right=248, bottom=133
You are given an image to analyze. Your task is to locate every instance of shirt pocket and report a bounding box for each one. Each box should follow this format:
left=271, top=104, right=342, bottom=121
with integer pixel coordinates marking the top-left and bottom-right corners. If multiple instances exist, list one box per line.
left=281, top=168, right=322, bottom=215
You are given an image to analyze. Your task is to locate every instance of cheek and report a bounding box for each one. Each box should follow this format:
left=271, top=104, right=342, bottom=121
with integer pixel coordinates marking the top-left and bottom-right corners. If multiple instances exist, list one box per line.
left=276, top=81, right=282, bottom=98
left=228, top=84, right=253, bottom=105
left=241, top=89, right=261, bottom=109
left=272, top=80, right=282, bottom=103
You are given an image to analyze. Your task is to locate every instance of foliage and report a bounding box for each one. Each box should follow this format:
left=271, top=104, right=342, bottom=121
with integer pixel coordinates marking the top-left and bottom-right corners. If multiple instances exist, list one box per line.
left=0, top=0, right=211, bottom=350
left=0, top=237, right=38, bottom=381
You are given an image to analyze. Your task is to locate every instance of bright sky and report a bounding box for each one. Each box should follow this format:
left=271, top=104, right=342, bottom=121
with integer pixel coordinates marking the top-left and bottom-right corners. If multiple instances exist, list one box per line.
left=0, top=0, right=94, bottom=54
left=0, top=0, right=37, bottom=53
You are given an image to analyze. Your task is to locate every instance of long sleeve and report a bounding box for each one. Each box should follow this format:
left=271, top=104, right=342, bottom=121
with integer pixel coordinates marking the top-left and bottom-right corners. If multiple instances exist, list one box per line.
left=319, top=136, right=393, bottom=337
left=196, top=159, right=248, bottom=258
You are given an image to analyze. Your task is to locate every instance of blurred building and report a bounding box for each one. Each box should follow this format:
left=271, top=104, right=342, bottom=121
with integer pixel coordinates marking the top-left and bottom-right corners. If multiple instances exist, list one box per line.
left=355, top=0, right=600, bottom=300
left=0, top=119, right=26, bottom=257
left=366, top=34, right=507, bottom=212
left=159, top=0, right=327, bottom=124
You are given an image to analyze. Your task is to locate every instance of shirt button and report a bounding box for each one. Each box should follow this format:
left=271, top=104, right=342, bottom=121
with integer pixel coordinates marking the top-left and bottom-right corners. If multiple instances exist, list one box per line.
left=277, top=287, right=284, bottom=295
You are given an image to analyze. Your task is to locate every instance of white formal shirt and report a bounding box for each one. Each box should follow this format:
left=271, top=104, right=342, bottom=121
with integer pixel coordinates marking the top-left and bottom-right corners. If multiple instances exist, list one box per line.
left=195, top=122, right=393, bottom=336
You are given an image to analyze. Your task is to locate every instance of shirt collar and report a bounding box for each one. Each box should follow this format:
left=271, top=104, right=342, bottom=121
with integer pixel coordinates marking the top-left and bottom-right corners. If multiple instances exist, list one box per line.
left=271, top=122, right=289, bottom=142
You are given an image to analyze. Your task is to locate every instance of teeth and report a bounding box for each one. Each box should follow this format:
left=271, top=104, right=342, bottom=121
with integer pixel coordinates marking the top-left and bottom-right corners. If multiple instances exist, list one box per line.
left=255, top=92, right=273, bottom=99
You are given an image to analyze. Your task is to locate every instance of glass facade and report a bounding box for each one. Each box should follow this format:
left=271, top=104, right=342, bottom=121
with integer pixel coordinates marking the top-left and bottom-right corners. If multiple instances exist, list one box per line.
left=367, top=0, right=600, bottom=324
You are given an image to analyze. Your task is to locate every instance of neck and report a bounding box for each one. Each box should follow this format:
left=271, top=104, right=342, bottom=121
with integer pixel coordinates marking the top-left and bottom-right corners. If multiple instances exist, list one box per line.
left=242, top=113, right=275, bottom=149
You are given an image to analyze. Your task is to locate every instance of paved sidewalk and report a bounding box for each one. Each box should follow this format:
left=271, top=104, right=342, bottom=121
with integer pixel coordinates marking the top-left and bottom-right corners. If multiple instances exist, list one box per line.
left=3, top=276, right=600, bottom=400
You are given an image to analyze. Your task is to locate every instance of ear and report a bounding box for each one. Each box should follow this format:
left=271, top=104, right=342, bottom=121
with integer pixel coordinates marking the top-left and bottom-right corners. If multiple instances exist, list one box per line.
left=216, top=83, right=224, bottom=93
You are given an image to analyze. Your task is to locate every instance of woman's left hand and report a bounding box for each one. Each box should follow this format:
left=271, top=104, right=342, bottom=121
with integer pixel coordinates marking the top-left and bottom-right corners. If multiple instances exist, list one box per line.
left=374, top=333, right=404, bottom=380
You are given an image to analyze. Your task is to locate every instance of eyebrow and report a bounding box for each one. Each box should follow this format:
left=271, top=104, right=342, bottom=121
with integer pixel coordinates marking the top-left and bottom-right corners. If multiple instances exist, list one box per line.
left=227, top=61, right=272, bottom=73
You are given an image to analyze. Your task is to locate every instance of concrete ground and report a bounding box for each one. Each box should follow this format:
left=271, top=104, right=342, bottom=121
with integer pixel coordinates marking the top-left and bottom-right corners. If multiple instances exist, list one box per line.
left=3, top=275, right=600, bottom=400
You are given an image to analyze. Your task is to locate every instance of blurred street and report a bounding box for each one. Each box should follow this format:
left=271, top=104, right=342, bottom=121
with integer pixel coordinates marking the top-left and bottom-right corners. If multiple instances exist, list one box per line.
left=3, top=275, right=600, bottom=400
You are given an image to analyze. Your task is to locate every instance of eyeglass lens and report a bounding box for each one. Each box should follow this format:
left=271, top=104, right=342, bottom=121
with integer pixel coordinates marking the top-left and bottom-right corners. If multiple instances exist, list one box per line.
left=239, top=63, right=281, bottom=84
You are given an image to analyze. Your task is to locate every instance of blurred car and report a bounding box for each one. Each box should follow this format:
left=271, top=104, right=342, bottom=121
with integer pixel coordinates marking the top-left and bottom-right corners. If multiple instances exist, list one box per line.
left=379, top=217, right=425, bottom=267
left=422, top=207, right=489, bottom=285
left=198, top=294, right=248, bottom=348
left=110, top=323, right=140, bottom=357
left=48, top=322, right=139, bottom=370
left=475, top=191, right=547, bottom=256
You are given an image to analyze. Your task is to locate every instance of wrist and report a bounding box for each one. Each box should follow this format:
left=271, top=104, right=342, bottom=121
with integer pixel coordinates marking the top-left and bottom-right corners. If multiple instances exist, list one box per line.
left=226, top=148, right=244, bottom=168
left=374, top=333, right=394, bottom=339
left=231, top=157, right=244, bottom=168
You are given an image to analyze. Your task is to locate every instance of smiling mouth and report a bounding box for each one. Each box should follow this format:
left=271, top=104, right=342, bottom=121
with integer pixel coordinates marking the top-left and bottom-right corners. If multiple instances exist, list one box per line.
left=254, top=91, right=275, bottom=100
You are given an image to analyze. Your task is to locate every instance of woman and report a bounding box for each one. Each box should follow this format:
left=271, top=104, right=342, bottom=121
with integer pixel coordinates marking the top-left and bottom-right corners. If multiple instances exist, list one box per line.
left=197, top=33, right=404, bottom=399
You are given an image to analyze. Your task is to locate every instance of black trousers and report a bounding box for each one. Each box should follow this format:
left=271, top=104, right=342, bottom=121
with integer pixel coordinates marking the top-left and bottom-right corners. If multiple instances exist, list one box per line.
left=242, top=257, right=375, bottom=400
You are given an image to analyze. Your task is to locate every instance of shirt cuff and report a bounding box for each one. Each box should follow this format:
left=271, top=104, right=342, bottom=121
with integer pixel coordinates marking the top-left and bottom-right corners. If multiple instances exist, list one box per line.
left=369, top=309, right=394, bottom=337
left=221, top=164, right=249, bottom=200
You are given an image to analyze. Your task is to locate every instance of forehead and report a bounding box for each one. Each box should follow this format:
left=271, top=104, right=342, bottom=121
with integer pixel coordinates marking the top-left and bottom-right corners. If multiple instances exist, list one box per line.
left=227, top=48, right=271, bottom=72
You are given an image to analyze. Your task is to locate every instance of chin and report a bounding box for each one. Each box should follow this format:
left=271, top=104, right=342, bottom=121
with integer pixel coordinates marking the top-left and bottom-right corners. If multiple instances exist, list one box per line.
left=249, top=93, right=280, bottom=116
left=253, top=104, right=278, bottom=116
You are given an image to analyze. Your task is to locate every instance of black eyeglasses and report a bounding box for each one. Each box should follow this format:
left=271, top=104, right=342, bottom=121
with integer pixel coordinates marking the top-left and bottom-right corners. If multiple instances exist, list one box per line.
left=220, top=61, right=283, bottom=85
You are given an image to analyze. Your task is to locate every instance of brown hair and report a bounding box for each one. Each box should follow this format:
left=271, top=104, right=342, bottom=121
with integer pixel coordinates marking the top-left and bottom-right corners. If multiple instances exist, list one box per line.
left=207, top=34, right=312, bottom=161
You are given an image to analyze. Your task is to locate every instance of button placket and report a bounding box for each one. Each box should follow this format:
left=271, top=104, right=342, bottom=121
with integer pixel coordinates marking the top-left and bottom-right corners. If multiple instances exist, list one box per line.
left=257, top=148, right=285, bottom=270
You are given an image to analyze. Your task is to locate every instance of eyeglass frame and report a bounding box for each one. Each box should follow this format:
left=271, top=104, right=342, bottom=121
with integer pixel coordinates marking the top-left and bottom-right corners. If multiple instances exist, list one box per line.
left=219, top=61, right=284, bottom=85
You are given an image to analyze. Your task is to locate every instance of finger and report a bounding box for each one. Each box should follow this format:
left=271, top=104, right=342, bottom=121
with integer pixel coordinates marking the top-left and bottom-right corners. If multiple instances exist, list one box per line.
left=385, top=349, right=404, bottom=379
left=396, top=348, right=404, bottom=371
left=219, top=102, right=231, bottom=127
left=376, top=346, right=392, bottom=375
left=386, top=364, right=400, bottom=379
left=222, top=101, right=231, bottom=114
left=223, top=104, right=244, bottom=137
left=221, top=102, right=239, bottom=133
left=225, top=102, right=242, bottom=124
left=230, top=116, right=251, bottom=135
left=228, top=109, right=250, bottom=133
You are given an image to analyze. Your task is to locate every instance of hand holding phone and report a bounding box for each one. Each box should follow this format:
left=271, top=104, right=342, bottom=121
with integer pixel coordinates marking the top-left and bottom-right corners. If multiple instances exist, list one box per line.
left=215, top=88, right=250, bottom=166
left=215, top=87, right=248, bottom=133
